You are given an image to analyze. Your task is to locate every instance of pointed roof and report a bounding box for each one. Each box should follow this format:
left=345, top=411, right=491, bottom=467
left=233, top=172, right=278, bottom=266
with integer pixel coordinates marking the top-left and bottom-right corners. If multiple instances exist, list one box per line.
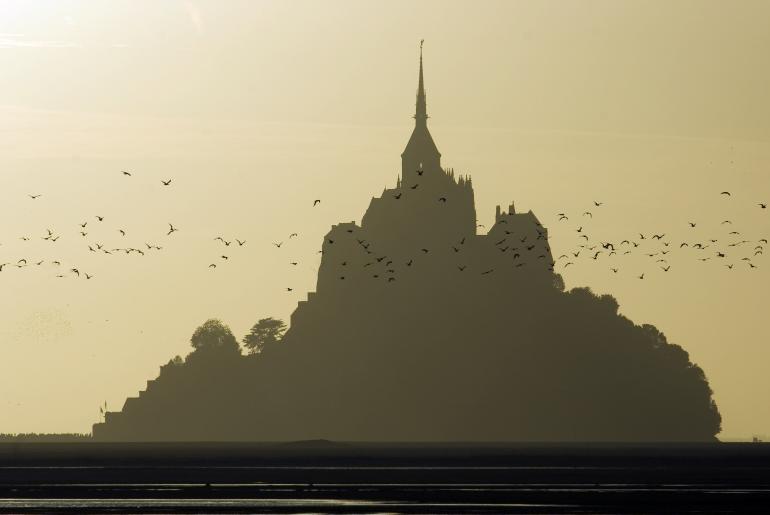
left=415, top=40, right=427, bottom=123
left=402, top=40, right=440, bottom=160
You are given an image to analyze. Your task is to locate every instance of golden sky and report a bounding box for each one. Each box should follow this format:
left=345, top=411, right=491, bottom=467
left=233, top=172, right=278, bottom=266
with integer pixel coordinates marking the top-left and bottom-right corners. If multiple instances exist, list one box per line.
left=0, top=0, right=768, bottom=439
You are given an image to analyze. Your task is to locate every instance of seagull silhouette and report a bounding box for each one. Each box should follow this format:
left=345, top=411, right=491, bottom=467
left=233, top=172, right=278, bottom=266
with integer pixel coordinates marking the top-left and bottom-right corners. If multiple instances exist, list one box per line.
left=28, top=194, right=42, bottom=199
left=273, top=242, right=283, bottom=248
left=161, top=179, right=172, bottom=186
left=122, top=170, right=132, bottom=176
left=720, top=191, right=730, bottom=196
left=167, top=224, right=178, bottom=235
left=760, top=203, right=767, bottom=209
left=96, top=216, right=104, bottom=222
left=236, top=239, right=246, bottom=246
left=313, top=199, right=321, bottom=206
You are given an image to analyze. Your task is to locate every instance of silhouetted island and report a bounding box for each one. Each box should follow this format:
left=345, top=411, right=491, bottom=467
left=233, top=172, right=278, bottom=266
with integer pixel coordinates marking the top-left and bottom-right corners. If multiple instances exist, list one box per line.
left=93, top=49, right=721, bottom=442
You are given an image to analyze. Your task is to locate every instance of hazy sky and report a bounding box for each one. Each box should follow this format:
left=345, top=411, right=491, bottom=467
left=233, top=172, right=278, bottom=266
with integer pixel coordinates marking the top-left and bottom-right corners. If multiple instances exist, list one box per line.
left=0, top=0, right=768, bottom=439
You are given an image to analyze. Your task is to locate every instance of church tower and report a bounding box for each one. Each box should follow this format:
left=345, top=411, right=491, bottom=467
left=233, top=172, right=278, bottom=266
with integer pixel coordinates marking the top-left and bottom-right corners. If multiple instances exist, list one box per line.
left=401, top=41, right=442, bottom=182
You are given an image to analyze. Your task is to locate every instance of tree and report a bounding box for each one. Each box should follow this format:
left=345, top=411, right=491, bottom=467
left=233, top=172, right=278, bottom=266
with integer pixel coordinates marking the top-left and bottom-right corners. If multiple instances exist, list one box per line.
left=243, top=317, right=287, bottom=354
left=190, top=319, right=241, bottom=355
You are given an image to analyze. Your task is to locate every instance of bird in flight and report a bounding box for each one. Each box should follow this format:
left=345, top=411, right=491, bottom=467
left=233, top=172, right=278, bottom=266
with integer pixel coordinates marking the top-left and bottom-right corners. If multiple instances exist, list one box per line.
left=286, top=287, right=293, bottom=292
left=96, top=216, right=104, bottom=222
left=661, top=266, right=671, bottom=272
left=208, top=263, right=216, bottom=268
left=273, top=242, right=283, bottom=248
left=118, top=229, right=126, bottom=237
left=161, top=179, right=172, bottom=186
left=122, top=170, right=132, bottom=176
left=236, top=239, right=246, bottom=246
left=438, top=197, right=447, bottom=203
left=289, top=233, right=298, bottom=238
left=313, top=199, right=321, bottom=206
left=28, top=194, right=42, bottom=199
left=410, top=184, right=419, bottom=190
left=689, top=222, right=696, bottom=228
left=393, top=193, right=402, bottom=199
left=638, top=273, right=645, bottom=279
left=167, top=224, right=179, bottom=235
left=583, top=211, right=592, bottom=218
left=458, top=265, right=466, bottom=271
left=416, top=169, right=424, bottom=176
left=760, top=203, right=767, bottom=209
left=85, top=273, right=93, bottom=280
left=720, top=191, right=730, bottom=196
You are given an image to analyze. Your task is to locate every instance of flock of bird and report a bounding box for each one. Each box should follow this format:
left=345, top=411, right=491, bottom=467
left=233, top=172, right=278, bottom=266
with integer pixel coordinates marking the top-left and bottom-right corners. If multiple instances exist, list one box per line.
left=0, top=172, right=187, bottom=280
left=551, top=191, right=766, bottom=279
left=0, top=170, right=766, bottom=290
left=0, top=171, right=325, bottom=289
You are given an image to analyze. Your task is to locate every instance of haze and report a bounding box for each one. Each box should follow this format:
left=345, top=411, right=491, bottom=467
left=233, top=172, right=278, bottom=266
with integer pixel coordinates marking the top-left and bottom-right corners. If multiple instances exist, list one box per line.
left=0, top=0, right=768, bottom=439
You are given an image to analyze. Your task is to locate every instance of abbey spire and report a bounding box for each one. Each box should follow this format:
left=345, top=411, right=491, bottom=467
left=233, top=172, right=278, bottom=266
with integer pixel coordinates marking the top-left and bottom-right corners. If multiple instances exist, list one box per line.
left=415, top=40, right=427, bottom=125
left=402, top=40, right=441, bottom=179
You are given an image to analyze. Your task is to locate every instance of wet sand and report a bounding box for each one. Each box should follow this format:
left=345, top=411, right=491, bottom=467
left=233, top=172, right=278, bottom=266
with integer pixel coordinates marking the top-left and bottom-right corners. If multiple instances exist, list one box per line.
left=1, top=442, right=768, bottom=513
